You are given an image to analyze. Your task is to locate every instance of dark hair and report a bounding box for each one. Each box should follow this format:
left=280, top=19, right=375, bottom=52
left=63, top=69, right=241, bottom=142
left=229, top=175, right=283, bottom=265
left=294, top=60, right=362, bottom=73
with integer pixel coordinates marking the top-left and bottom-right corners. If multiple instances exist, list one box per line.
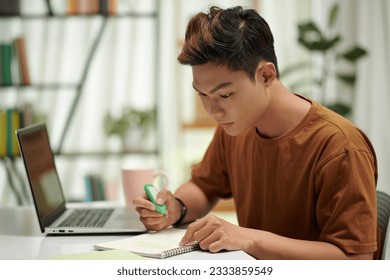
left=177, top=6, right=279, bottom=80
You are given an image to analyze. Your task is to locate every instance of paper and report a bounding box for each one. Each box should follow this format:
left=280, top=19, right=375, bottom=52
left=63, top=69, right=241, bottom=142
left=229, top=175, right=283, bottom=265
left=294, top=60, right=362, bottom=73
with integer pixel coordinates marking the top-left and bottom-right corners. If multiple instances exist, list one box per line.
left=94, top=228, right=199, bottom=258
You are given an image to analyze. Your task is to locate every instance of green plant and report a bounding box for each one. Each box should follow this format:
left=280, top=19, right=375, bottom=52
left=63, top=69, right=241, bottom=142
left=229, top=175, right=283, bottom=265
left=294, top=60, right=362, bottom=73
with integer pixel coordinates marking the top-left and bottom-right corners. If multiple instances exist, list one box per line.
left=281, top=3, right=368, bottom=116
left=103, top=107, right=156, bottom=138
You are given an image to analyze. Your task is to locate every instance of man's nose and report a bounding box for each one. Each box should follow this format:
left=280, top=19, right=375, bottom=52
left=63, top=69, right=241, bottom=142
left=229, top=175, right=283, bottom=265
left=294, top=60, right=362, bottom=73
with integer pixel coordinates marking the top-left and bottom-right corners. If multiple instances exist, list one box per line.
left=207, top=99, right=223, bottom=117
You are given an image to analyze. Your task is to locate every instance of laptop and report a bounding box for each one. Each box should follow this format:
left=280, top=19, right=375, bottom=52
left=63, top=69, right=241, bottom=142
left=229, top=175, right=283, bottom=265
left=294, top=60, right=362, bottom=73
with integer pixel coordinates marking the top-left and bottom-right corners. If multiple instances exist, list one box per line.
left=15, top=123, right=147, bottom=235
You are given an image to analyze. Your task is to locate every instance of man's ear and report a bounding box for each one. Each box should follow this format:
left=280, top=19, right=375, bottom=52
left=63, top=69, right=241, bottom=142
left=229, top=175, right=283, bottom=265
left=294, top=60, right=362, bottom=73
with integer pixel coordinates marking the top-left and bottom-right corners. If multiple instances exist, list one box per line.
left=256, top=62, right=277, bottom=86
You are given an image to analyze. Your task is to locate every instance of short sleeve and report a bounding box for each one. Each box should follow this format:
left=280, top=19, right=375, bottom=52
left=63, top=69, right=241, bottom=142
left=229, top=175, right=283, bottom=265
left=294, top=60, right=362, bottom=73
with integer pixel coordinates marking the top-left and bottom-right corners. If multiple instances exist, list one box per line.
left=315, top=149, right=377, bottom=254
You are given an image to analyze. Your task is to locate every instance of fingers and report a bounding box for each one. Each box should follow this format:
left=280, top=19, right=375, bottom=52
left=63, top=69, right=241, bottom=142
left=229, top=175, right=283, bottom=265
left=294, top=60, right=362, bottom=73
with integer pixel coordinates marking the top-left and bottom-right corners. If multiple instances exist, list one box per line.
left=133, top=193, right=155, bottom=212
left=133, top=189, right=176, bottom=231
left=140, top=215, right=169, bottom=231
left=207, top=239, right=225, bottom=253
left=180, top=215, right=234, bottom=252
left=156, top=189, right=173, bottom=205
left=180, top=218, right=207, bottom=246
left=133, top=191, right=170, bottom=215
left=180, top=216, right=222, bottom=247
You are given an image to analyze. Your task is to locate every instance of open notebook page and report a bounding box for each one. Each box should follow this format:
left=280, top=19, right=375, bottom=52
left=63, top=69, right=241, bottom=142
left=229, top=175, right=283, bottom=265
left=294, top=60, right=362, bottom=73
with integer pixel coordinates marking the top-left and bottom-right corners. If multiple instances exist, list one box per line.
left=94, top=227, right=200, bottom=259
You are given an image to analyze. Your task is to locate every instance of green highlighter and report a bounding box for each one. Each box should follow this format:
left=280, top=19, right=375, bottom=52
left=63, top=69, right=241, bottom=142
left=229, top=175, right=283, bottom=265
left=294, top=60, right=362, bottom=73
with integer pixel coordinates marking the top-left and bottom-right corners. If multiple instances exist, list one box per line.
left=144, top=184, right=166, bottom=215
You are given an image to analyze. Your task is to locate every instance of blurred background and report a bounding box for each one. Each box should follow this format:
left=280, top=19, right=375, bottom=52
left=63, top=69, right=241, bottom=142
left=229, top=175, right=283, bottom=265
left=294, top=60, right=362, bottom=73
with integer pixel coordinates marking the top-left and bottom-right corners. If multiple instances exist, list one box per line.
left=0, top=0, right=389, bottom=210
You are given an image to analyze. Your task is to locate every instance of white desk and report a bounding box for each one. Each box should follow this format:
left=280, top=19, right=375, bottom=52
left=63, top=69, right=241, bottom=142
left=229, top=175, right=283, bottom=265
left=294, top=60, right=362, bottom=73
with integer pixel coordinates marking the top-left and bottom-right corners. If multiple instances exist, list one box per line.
left=0, top=206, right=254, bottom=260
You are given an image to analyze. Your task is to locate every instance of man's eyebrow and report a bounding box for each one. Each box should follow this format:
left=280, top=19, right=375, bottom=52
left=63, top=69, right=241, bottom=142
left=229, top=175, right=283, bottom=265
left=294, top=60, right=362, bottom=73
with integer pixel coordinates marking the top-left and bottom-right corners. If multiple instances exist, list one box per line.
left=192, top=82, right=233, bottom=95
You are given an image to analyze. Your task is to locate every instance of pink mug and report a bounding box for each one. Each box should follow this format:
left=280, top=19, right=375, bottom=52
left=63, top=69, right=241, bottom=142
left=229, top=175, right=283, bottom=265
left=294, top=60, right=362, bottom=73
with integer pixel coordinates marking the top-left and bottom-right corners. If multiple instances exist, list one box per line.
left=121, top=168, right=168, bottom=207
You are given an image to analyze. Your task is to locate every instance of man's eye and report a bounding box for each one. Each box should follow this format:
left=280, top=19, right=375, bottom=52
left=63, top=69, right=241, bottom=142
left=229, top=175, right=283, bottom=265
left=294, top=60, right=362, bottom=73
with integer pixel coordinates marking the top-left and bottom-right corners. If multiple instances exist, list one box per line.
left=197, top=92, right=207, bottom=97
left=220, top=93, right=233, bottom=99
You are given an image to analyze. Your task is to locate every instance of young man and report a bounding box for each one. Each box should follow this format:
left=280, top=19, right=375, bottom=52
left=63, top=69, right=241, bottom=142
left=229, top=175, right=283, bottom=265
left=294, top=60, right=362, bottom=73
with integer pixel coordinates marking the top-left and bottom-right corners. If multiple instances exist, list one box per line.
left=134, top=6, right=378, bottom=259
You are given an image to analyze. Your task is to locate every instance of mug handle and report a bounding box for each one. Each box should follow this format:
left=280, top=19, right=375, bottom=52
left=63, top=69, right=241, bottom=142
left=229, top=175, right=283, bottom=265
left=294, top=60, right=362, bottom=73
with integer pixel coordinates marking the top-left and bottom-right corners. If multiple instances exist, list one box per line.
left=153, top=170, right=169, bottom=190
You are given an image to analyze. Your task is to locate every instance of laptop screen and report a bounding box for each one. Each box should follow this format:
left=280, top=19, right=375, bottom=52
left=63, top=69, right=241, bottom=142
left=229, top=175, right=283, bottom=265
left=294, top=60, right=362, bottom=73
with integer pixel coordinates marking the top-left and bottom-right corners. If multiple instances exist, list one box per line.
left=16, top=124, right=65, bottom=223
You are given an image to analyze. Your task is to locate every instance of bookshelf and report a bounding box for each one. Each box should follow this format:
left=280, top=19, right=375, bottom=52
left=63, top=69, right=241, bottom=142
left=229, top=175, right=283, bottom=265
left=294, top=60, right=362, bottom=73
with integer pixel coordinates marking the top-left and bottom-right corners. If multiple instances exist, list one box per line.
left=0, top=0, right=161, bottom=205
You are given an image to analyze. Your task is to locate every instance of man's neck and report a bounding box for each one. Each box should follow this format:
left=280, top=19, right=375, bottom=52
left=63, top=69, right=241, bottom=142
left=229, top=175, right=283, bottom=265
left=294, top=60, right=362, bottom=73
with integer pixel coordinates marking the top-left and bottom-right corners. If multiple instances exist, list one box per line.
left=255, top=84, right=311, bottom=139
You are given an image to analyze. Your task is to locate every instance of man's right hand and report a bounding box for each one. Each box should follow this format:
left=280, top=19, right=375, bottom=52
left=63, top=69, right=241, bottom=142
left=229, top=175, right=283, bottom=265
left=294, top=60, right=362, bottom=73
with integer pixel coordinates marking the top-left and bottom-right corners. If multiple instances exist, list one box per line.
left=133, top=189, right=182, bottom=231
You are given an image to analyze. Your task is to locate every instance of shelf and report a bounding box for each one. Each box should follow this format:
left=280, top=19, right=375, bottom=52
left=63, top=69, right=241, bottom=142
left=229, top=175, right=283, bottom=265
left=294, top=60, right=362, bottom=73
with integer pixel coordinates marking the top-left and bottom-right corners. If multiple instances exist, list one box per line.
left=0, top=12, right=158, bottom=19
left=0, top=84, right=79, bottom=90
left=55, top=150, right=159, bottom=157
left=1, top=150, right=159, bottom=159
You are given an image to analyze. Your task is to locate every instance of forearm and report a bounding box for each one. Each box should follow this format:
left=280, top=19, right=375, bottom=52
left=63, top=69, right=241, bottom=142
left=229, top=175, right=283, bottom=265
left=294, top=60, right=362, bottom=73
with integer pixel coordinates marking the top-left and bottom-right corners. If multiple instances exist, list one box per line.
left=174, top=181, right=218, bottom=224
left=244, top=229, right=373, bottom=260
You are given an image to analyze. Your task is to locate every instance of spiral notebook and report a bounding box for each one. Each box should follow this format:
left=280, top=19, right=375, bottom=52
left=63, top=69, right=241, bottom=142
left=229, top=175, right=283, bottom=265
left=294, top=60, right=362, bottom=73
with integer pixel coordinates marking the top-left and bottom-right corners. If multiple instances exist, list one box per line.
left=94, top=228, right=200, bottom=259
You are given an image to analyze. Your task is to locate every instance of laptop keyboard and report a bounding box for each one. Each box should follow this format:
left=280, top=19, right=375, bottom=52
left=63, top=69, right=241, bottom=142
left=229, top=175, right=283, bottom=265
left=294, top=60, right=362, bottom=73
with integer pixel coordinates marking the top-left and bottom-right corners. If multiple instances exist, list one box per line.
left=58, top=209, right=114, bottom=228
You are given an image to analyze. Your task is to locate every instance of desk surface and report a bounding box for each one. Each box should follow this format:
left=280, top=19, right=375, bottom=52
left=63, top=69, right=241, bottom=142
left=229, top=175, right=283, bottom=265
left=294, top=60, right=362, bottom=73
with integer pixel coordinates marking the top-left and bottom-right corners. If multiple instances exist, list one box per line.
left=0, top=206, right=254, bottom=260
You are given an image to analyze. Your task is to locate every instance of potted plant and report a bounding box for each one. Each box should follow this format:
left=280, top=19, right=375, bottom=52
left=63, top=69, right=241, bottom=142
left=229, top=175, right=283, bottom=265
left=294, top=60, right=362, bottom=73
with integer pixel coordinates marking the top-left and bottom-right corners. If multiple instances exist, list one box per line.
left=103, top=107, right=156, bottom=150
left=281, top=3, right=368, bottom=117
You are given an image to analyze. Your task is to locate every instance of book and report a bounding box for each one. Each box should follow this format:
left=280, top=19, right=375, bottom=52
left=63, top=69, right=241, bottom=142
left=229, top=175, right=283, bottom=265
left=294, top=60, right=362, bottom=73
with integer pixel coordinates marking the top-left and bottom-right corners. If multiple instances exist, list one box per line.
left=0, top=110, right=6, bottom=157
left=13, top=37, right=31, bottom=85
left=5, top=108, right=14, bottom=156
left=0, top=0, right=20, bottom=16
left=78, top=0, right=99, bottom=15
left=93, top=175, right=106, bottom=200
left=94, top=228, right=200, bottom=259
left=67, top=0, right=78, bottom=15
left=11, top=108, right=20, bottom=156
left=4, top=108, right=22, bottom=157
left=84, top=175, right=94, bottom=201
left=84, top=174, right=106, bottom=201
left=0, top=44, right=13, bottom=86
left=99, top=0, right=116, bottom=15
left=68, top=0, right=106, bottom=15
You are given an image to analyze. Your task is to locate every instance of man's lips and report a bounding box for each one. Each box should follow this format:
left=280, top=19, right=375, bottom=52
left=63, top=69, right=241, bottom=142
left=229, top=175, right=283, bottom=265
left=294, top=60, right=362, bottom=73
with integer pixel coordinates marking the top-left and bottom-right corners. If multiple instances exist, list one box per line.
left=219, top=122, right=233, bottom=128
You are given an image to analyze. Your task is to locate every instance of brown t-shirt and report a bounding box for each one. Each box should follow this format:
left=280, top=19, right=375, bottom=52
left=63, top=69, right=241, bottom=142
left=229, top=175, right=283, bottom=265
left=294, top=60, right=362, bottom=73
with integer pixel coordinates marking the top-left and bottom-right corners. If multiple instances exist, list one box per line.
left=191, top=96, right=378, bottom=256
